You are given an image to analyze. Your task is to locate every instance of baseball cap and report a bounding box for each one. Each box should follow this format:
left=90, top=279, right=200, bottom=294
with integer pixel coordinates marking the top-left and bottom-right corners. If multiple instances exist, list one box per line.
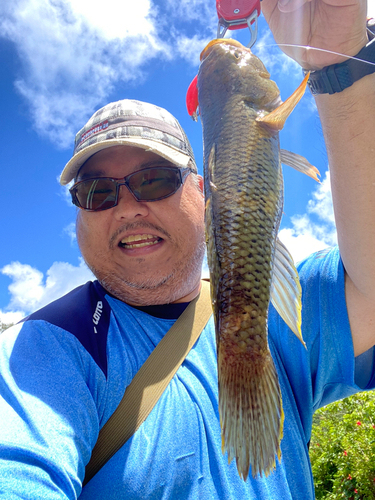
left=60, top=99, right=197, bottom=185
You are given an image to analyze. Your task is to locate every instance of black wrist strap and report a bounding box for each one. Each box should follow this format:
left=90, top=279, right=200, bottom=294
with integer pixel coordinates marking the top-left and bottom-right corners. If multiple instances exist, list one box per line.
left=304, top=31, right=375, bottom=95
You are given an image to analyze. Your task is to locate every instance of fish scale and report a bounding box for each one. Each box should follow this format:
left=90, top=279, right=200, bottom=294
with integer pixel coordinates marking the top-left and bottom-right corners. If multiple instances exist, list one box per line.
left=197, top=38, right=309, bottom=479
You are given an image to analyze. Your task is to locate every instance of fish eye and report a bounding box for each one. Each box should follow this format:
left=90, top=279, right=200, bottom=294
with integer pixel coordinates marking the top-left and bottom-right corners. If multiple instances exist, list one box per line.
left=233, top=50, right=240, bottom=59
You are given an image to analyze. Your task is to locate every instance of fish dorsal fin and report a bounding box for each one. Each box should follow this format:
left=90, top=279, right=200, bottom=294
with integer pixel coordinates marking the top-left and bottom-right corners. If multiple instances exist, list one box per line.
left=270, top=238, right=306, bottom=348
left=280, top=149, right=321, bottom=182
left=256, top=73, right=310, bottom=133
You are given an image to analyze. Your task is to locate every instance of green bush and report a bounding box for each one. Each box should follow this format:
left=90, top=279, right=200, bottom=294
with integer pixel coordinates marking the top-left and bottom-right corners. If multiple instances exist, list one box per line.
left=310, top=392, right=375, bottom=499
left=0, top=321, right=14, bottom=334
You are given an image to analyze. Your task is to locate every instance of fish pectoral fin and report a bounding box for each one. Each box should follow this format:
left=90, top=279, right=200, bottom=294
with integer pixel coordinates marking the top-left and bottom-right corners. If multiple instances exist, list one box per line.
left=208, top=143, right=216, bottom=185
left=256, top=72, right=310, bottom=133
left=280, top=149, right=320, bottom=182
left=271, top=238, right=306, bottom=348
left=205, top=195, right=220, bottom=330
left=205, top=143, right=220, bottom=321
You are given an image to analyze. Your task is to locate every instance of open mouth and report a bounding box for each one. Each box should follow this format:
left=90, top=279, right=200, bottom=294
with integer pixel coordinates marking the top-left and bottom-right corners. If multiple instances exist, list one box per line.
left=118, top=233, right=163, bottom=249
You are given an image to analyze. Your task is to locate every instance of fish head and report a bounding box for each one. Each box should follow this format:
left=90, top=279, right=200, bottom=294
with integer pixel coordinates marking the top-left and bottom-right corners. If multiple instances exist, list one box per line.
left=198, top=39, right=281, bottom=113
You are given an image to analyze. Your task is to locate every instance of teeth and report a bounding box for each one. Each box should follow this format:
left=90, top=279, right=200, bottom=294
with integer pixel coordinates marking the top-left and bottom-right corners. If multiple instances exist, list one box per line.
left=121, top=233, right=158, bottom=244
left=125, top=240, right=160, bottom=249
left=120, top=233, right=161, bottom=248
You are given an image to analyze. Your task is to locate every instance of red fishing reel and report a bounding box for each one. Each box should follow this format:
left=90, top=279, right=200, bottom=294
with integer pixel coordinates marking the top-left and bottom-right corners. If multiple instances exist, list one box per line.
left=216, top=0, right=261, bottom=48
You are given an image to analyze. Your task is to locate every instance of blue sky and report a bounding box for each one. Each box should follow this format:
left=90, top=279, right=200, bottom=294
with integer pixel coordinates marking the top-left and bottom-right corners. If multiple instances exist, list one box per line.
left=1, top=0, right=373, bottom=323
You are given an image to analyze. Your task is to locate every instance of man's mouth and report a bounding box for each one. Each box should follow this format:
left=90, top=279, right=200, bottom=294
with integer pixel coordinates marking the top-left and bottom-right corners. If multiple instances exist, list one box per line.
left=119, top=234, right=163, bottom=249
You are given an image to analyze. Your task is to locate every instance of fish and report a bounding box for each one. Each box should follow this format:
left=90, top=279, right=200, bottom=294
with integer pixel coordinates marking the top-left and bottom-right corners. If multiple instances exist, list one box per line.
left=187, top=38, right=320, bottom=479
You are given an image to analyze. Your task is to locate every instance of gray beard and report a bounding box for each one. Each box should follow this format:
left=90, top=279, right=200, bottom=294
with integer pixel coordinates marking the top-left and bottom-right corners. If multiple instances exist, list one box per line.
left=87, top=240, right=206, bottom=306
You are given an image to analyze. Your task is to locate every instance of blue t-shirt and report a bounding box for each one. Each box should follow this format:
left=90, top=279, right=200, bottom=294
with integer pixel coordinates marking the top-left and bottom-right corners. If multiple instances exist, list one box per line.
left=0, top=247, right=374, bottom=499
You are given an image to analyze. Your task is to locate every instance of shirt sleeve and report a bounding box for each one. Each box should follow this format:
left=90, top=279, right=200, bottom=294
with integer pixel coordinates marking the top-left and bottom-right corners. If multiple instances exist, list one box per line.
left=0, top=320, right=106, bottom=499
left=269, top=246, right=375, bottom=423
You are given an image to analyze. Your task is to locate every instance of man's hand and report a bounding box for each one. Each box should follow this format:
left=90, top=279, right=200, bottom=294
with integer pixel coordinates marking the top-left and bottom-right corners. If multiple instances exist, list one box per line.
left=261, top=0, right=368, bottom=69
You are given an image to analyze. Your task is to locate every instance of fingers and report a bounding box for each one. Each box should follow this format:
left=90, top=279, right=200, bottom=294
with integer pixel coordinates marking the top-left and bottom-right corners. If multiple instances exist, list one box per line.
left=278, top=0, right=312, bottom=13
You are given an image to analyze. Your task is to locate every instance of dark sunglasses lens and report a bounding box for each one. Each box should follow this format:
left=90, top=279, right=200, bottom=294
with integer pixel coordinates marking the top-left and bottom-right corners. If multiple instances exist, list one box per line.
left=74, top=179, right=117, bottom=210
left=129, top=168, right=181, bottom=201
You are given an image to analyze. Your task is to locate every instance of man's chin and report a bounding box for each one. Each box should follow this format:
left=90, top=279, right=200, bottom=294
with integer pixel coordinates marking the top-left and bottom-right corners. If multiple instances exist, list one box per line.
left=108, top=273, right=172, bottom=292
left=87, top=243, right=206, bottom=305
left=92, top=270, right=177, bottom=306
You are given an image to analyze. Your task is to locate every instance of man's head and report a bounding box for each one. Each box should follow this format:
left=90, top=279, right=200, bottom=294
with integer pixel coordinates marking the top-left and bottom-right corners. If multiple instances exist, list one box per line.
left=60, top=99, right=198, bottom=185
left=61, top=100, right=205, bottom=305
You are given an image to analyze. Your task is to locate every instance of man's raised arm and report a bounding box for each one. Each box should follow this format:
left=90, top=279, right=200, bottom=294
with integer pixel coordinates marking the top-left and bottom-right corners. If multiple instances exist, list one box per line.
left=262, top=0, right=375, bottom=355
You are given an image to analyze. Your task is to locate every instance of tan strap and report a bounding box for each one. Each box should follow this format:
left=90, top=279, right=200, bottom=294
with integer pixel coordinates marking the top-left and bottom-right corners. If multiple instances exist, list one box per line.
left=83, top=280, right=212, bottom=486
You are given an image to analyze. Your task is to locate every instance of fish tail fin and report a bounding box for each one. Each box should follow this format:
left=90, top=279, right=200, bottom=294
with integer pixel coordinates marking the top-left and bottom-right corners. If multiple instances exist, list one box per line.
left=219, top=347, right=284, bottom=479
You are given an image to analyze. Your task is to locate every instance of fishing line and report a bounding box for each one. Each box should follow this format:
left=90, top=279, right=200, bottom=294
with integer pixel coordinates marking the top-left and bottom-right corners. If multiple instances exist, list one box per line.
left=265, top=43, right=375, bottom=68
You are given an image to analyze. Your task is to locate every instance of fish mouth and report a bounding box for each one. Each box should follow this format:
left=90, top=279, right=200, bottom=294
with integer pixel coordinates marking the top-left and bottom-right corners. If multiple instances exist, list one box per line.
left=200, top=38, right=270, bottom=79
left=200, top=38, right=246, bottom=61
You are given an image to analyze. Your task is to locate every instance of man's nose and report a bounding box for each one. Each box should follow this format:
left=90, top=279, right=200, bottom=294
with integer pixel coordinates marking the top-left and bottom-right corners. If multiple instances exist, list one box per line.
left=112, top=184, right=149, bottom=220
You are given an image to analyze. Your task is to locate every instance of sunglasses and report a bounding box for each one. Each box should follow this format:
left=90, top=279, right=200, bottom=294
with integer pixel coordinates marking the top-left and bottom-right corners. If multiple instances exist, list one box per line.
left=69, top=166, right=192, bottom=212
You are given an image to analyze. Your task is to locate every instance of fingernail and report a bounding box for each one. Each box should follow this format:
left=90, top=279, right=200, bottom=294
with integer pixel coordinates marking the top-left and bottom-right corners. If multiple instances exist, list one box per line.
left=278, top=0, right=290, bottom=5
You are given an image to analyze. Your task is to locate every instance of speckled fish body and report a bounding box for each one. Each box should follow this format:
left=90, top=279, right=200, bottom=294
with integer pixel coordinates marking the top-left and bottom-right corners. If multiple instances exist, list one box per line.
left=197, top=39, right=316, bottom=479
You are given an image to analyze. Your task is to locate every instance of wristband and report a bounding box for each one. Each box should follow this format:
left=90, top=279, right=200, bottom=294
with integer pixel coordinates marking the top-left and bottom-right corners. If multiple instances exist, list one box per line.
left=303, top=29, right=375, bottom=95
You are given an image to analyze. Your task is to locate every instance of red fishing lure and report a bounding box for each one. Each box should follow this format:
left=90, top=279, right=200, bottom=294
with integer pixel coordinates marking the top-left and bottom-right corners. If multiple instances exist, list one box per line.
left=186, top=74, right=199, bottom=121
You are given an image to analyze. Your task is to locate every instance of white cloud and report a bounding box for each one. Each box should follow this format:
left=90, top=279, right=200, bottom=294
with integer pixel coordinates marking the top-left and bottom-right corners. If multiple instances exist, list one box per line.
left=0, top=258, right=94, bottom=321
left=63, top=222, right=77, bottom=245
left=175, top=33, right=213, bottom=66
left=368, top=0, right=375, bottom=19
left=0, top=311, right=25, bottom=327
left=0, top=0, right=220, bottom=150
left=279, top=171, right=337, bottom=263
left=59, top=179, right=75, bottom=207
left=0, top=0, right=170, bottom=148
left=306, top=171, right=335, bottom=224
left=70, top=0, right=156, bottom=40
left=1, top=0, right=329, bottom=152
left=164, top=0, right=216, bottom=24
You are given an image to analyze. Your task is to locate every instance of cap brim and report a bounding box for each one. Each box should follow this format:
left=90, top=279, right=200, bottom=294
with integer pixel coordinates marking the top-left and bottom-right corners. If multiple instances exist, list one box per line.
left=60, top=137, right=193, bottom=185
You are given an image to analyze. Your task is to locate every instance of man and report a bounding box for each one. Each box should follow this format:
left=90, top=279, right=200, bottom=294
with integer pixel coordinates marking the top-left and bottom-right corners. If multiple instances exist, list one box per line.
left=1, top=0, right=374, bottom=498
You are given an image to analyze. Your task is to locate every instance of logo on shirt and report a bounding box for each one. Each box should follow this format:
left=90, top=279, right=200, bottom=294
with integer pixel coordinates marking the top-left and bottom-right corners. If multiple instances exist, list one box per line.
left=93, top=301, right=103, bottom=333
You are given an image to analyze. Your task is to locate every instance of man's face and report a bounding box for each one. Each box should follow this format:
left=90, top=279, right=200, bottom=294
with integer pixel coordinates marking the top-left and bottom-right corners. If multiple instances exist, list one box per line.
left=76, top=145, right=206, bottom=305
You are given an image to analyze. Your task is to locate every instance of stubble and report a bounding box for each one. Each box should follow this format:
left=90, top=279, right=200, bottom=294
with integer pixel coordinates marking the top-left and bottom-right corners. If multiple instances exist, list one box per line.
left=84, top=220, right=206, bottom=305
